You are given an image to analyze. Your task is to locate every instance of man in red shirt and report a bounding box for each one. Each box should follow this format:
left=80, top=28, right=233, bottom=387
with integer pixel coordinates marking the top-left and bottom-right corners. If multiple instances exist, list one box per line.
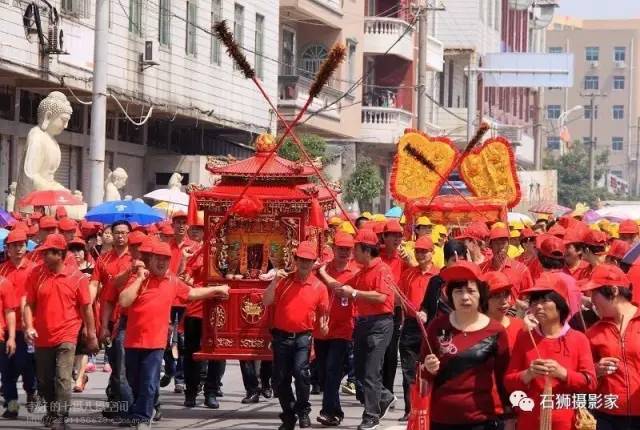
left=397, top=236, right=437, bottom=421
left=118, top=241, right=229, bottom=427
left=58, top=218, right=78, bottom=243
left=0, top=230, right=37, bottom=417
left=319, top=229, right=396, bottom=430
left=263, top=241, right=329, bottom=430
left=27, top=217, right=77, bottom=270
left=480, top=227, right=533, bottom=297
left=23, top=234, right=98, bottom=429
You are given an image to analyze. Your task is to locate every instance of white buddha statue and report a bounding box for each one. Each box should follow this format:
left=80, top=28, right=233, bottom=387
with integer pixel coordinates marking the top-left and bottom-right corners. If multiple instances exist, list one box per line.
left=15, top=91, right=73, bottom=206
left=104, top=167, right=128, bottom=201
left=167, top=172, right=183, bottom=191
left=5, top=182, right=16, bottom=212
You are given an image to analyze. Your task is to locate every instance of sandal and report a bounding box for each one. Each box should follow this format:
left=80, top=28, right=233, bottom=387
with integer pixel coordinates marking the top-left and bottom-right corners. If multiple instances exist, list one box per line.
left=73, top=375, right=89, bottom=393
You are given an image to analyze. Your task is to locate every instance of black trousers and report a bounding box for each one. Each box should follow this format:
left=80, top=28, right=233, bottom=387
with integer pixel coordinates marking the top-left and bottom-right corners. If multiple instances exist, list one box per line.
left=183, top=317, right=226, bottom=398
left=382, top=306, right=402, bottom=394
left=240, top=360, right=272, bottom=395
left=595, top=412, right=640, bottom=430
left=399, top=319, right=423, bottom=414
left=311, top=339, right=330, bottom=392
left=354, top=315, right=394, bottom=422
left=272, top=331, right=312, bottom=423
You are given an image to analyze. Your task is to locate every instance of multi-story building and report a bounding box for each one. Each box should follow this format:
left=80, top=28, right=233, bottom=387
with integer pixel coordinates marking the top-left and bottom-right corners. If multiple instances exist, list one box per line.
left=0, top=0, right=278, bottom=202
left=545, top=17, right=640, bottom=194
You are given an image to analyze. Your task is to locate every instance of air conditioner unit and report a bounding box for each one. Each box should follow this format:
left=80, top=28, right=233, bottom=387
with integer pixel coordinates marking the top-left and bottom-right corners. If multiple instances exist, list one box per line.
left=139, top=41, right=159, bottom=71
left=589, top=60, right=599, bottom=68
left=615, top=60, right=626, bottom=68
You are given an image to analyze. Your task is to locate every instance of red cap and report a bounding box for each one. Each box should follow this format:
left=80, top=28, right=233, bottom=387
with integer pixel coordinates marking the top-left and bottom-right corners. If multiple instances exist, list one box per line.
left=373, top=221, right=386, bottom=235
left=384, top=220, right=403, bottom=234
left=548, top=224, right=566, bottom=239
left=150, top=242, right=173, bottom=257
left=333, top=232, right=355, bottom=248
left=172, top=211, right=188, bottom=220
left=28, top=224, right=39, bottom=236
left=139, top=237, right=158, bottom=253
left=58, top=218, right=77, bottom=232
left=354, top=229, right=379, bottom=246
left=146, top=224, right=159, bottom=235
left=456, top=225, right=485, bottom=241
left=414, top=236, right=434, bottom=251
left=489, top=227, right=510, bottom=241
left=68, top=236, right=87, bottom=248
left=160, top=224, right=175, bottom=235
left=521, top=272, right=569, bottom=305
left=584, top=230, right=608, bottom=247
left=39, top=234, right=67, bottom=252
left=563, top=224, right=589, bottom=245
left=520, top=228, right=536, bottom=240
left=55, top=206, right=67, bottom=219
left=39, top=216, right=58, bottom=230
left=295, top=241, right=318, bottom=260
left=30, top=212, right=42, bottom=221
left=581, top=264, right=630, bottom=292
left=11, top=222, right=29, bottom=233
left=619, top=220, right=639, bottom=235
left=80, top=221, right=101, bottom=239
left=5, top=230, right=27, bottom=244
left=538, top=236, right=566, bottom=259
left=128, top=231, right=148, bottom=246
left=441, top=261, right=484, bottom=283
left=607, top=239, right=631, bottom=260
left=484, top=271, right=512, bottom=294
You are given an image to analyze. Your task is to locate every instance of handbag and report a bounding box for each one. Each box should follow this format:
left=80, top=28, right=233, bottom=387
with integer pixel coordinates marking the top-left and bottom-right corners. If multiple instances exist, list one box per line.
left=407, top=365, right=431, bottom=430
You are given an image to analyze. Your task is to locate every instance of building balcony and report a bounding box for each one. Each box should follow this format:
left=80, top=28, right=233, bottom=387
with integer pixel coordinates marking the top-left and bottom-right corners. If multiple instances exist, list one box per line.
left=278, top=73, right=342, bottom=122
left=360, top=106, right=413, bottom=144
left=364, top=17, right=415, bottom=62
left=280, top=0, right=342, bottom=28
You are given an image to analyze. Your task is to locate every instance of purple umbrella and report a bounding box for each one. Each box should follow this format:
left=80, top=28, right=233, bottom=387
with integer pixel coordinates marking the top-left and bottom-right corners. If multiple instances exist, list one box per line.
left=581, top=210, right=602, bottom=224
left=0, top=209, right=14, bottom=228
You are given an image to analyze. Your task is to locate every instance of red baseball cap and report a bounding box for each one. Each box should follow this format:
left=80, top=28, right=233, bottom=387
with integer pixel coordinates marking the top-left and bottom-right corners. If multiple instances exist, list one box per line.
left=146, top=224, right=159, bottom=235
left=172, top=211, right=188, bottom=220
left=68, top=236, right=87, bottom=248
left=58, top=218, right=78, bottom=232
left=150, top=242, right=173, bottom=257
left=39, top=216, right=58, bottom=230
left=584, top=230, right=608, bottom=247
left=160, top=225, right=175, bottom=236
left=139, top=237, right=158, bottom=254
left=11, top=222, right=29, bottom=233
left=333, top=232, right=355, bottom=248
left=80, top=221, right=101, bottom=239
left=5, top=230, right=27, bottom=244
left=619, top=220, right=639, bottom=235
left=295, top=241, right=318, bottom=260
left=581, top=264, right=630, bottom=292
left=456, top=225, right=485, bottom=241
left=441, top=261, right=484, bottom=283
left=538, top=236, right=566, bottom=259
left=607, top=239, right=631, bottom=260
left=520, top=227, right=536, bottom=240
left=38, top=234, right=67, bottom=252
left=563, top=224, right=588, bottom=245
left=128, top=231, right=148, bottom=246
left=521, top=272, right=569, bottom=305
left=355, top=229, right=379, bottom=246
left=489, top=227, right=510, bottom=241
left=384, top=220, right=403, bottom=234
left=55, top=206, right=68, bottom=219
left=484, top=271, right=513, bottom=294
left=28, top=224, right=39, bottom=236
left=548, top=224, right=566, bottom=239
left=414, top=236, right=434, bottom=251
left=373, top=221, right=386, bottom=235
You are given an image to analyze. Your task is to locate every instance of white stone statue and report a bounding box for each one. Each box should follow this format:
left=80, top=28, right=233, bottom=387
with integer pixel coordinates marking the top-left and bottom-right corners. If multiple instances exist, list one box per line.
left=104, top=167, right=128, bottom=202
left=5, top=182, right=16, bottom=212
left=168, top=172, right=183, bottom=191
left=15, top=91, right=73, bottom=206
left=66, top=190, right=88, bottom=219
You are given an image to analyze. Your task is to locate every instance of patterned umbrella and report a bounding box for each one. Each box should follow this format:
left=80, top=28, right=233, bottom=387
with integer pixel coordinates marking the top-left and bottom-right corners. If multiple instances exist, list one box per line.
left=19, top=190, right=82, bottom=207
left=528, top=202, right=571, bottom=216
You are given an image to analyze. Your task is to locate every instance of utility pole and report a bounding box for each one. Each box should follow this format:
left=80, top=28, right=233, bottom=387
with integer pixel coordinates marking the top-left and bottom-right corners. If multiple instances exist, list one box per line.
left=635, top=116, right=640, bottom=196
left=88, top=0, right=109, bottom=207
left=588, top=95, right=596, bottom=189
left=416, top=6, right=427, bottom=131
left=466, top=53, right=477, bottom=142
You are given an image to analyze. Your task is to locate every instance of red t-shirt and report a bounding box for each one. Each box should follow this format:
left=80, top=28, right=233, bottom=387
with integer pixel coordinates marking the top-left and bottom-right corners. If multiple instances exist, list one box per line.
left=92, top=249, right=132, bottom=322
left=504, top=328, right=597, bottom=430
left=315, top=260, right=359, bottom=341
left=0, top=258, right=35, bottom=331
left=352, top=257, right=395, bottom=317
left=25, top=265, right=90, bottom=348
left=27, top=249, right=78, bottom=270
left=423, top=315, right=510, bottom=425
left=563, top=260, right=591, bottom=282
left=169, top=237, right=195, bottom=274
left=123, top=273, right=191, bottom=349
left=480, top=258, right=533, bottom=297
left=272, top=273, right=329, bottom=333
left=504, top=316, right=525, bottom=352
left=399, top=265, right=438, bottom=316
left=380, top=250, right=410, bottom=285
left=517, top=255, right=543, bottom=281
left=184, top=244, right=206, bottom=319
left=0, top=277, right=19, bottom=342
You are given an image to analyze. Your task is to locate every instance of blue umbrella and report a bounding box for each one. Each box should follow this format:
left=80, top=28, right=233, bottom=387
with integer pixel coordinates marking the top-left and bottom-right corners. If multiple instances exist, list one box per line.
left=86, top=200, right=165, bottom=225
left=385, top=206, right=403, bottom=218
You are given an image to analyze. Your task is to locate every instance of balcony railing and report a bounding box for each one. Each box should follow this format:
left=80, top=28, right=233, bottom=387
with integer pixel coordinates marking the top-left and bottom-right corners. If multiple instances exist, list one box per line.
left=278, top=73, right=342, bottom=120
left=360, top=106, right=413, bottom=144
left=363, top=17, right=414, bottom=61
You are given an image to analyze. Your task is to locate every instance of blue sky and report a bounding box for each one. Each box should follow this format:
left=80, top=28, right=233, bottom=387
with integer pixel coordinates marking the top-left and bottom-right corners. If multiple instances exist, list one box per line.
left=556, top=0, right=640, bottom=19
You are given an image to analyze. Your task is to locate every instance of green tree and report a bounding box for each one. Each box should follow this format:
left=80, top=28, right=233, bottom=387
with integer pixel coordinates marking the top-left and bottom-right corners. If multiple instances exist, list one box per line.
left=278, top=133, right=328, bottom=163
left=543, top=142, right=614, bottom=208
left=343, top=158, right=383, bottom=211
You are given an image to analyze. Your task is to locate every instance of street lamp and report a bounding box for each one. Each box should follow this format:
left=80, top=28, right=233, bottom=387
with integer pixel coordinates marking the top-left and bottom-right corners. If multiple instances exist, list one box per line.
left=557, top=105, right=583, bottom=155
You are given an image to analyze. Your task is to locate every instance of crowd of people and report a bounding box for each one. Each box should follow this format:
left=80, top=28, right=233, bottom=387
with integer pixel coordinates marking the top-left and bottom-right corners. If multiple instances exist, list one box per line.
left=0, top=207, right=639, bottom=430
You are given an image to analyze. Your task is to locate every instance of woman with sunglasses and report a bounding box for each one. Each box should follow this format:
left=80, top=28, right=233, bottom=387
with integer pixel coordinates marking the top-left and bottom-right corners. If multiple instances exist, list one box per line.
left=422, top=261, right=510, bottom=430
left=516, top=229, right=542, bottom=281
left=505, top=273, right=596, bottom=430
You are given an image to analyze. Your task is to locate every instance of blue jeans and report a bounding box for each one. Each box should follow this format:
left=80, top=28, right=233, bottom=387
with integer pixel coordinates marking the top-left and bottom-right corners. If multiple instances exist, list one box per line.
left=320, top=339, right=350, bottom=419
left=107, top=317, right=133, bottom=415
left=125, top=348, right=163, bottom=423
left=0, top=333, right=37, bottom=402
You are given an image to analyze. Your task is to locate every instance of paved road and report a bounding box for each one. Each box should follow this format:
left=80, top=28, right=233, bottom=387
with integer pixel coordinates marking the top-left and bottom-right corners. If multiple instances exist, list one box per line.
left=0, top=360, right=407, bottom=429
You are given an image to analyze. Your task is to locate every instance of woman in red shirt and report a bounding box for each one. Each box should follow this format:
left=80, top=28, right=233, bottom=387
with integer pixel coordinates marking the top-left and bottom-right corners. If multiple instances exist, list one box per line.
left=484, top=271, right=525, bottom=351
left=422, top=261, right=510, bottom=430
left=504, top=275, right=596, bottom=430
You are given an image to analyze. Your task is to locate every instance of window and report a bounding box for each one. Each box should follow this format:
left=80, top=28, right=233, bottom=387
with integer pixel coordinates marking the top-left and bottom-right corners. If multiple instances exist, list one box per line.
left=585, top=47, right=599, bottom=61
left=347, top=39, right=357, bottom=84
left=62, top=0, right=87, bottom=18
left=584, top=76, right=599, bottom=90
left=613, top=105, right=625, bottom=119
left=612, top=137, right=624, bottom=151
left=583, top=104, right=598, bottom=119
left=583, top=137, right=593, bottom=147
left=129, top=0, right=142, bottom=34
left=614, top=76, right=625, bottom=90
left=547, top=136, right=560, bottom=150
left=301, top=45, right=328, bottom=79
left=614, top=47, right=626, bottom=62
left=186, top=1, right=197, bottom=56
left=548, top=47, right=563, bottom=54
left=211, top=0, right=222, bottom=65
left=546, top=104, right=561, bottom=119
left=159, top=0, right=170, bottom=46
left=611, top=170, right=623, bottom=178
left=254, top=14, right=264, bottom=79
left=233, top=3, right=244, bottom=69
left=280, top=29, right=295, bottom=75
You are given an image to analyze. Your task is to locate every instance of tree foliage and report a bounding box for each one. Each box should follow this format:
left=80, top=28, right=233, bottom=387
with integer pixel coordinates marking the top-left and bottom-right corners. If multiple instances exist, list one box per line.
left=543, top=142, right=613, bottom=208
left=278, top=134, right=328, bottom=163
left=343, top=158, right=383, bottom=208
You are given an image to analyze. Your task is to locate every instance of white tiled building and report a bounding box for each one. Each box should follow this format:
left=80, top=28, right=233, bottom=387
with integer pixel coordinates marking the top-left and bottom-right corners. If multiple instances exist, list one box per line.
left=0, top=0, right=278, bottom=204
